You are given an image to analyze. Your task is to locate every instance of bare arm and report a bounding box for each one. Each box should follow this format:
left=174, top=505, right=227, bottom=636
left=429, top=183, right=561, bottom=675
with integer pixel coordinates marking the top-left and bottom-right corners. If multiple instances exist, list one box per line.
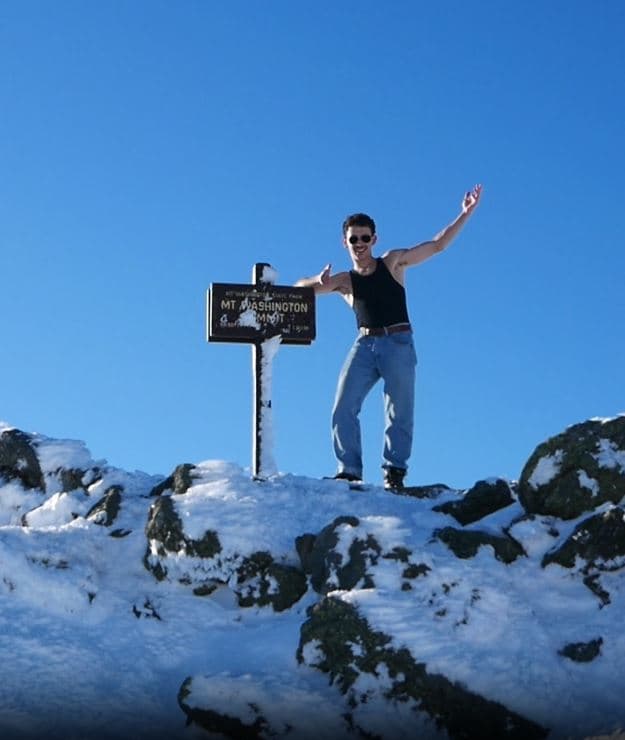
left=384, top=184, right=482, bottom=276
left=295, top=263, right=352, bottom=297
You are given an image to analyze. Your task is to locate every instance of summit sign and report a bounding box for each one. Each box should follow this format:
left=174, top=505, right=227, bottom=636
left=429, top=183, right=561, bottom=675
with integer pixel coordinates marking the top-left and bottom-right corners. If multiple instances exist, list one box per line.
left=207, top=283, right=315, bottom=344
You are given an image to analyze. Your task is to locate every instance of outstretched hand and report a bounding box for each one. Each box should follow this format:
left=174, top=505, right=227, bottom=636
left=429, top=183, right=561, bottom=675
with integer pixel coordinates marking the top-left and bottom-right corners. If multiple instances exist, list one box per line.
left=319, top=263, right=332, bottom=286
left=462, top=184, right=482, bottom=214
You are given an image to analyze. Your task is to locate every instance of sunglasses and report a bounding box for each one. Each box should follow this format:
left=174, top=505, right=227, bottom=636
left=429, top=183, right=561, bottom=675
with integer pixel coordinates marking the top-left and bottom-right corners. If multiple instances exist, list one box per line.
left=348, top=234, right=373, bottom=245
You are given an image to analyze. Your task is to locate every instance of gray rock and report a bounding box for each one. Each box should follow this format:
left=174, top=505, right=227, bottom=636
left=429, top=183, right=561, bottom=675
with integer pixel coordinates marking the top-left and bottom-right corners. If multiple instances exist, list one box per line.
left=86, top=485, right=123, bottom=527
left=297, top=596, right=548, bottom=740
left=518, top=416, right=625, bottom=519
left=0, top=428, right=44, bottom=490
left=149, top=463, right=197, bottom=497
left=143, top=494, right=221, bottom=581
left=145, top=495, right=186, bottom=554
left=434, top=526, right=526, bottom=564
left=60, top=467, right=90, bottom=492
left=178, top=677, right=268, bottom=739
left=542, top=507, right=625, bottom=604
left=145, top=499, right=306, bottom=611
left=558, top=637, right=603, bottom=663
left=296, top=515, right=381, bottom=594
left=542, top=507, right=625, bottom=571
left=234, top=550, right=307, bottom=612
left=433, top=478, right=515, bottom=524
left=297, top=517, right=434, bottom=596
left=396, top=483, right=452, bottom=499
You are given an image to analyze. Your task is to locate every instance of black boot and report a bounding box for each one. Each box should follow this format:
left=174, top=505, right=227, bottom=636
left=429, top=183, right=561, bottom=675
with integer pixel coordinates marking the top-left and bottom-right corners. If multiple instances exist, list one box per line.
left=332, top=471, right=362, bottom=483
left=383, top=466, right=406, bottom=491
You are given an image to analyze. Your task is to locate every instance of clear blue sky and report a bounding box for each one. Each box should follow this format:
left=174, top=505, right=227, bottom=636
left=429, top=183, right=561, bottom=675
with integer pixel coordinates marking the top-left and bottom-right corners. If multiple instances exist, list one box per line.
left=2, top=1, right=624, bottom=488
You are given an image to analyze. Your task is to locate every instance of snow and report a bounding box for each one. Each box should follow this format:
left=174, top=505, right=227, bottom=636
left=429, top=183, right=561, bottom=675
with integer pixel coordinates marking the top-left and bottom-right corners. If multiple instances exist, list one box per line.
left=527, top=450, right=564, bottom=489
left=594, top=439, right=625, bottom=473
left=33, top=434, right=97, bottom=474
left=257, top=335, right=282, bottom=478
left=578, top=470, right=600, bottom=496
left=1, top=427, right=624, bottom=740
left=260, top=265, right=279, bottom=284
left=235, top=306, right=260, bottom=328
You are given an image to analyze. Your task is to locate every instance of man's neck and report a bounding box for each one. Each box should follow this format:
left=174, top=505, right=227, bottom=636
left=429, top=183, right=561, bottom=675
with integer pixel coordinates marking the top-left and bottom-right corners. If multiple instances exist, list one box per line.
left=353, top=257, right=377, bottom=275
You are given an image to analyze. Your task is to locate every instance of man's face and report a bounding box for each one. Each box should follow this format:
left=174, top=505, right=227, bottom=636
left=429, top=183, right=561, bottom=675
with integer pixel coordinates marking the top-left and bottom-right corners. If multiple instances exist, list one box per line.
left=343, top=225, right=377, bottom=261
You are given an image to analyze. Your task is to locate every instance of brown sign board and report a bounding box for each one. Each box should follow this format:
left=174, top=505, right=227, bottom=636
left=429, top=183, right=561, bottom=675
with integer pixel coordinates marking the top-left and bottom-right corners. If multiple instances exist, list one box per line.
left=207, top=283, right=316, bottom=345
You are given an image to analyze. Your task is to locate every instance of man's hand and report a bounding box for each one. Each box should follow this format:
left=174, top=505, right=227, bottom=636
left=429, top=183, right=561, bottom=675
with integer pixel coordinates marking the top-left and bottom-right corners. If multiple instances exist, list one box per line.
left=462, top=184, right=482, bottom=214
left=295, top=263, right=346, bottom=294
left=319, top=263, right=332, bottom=286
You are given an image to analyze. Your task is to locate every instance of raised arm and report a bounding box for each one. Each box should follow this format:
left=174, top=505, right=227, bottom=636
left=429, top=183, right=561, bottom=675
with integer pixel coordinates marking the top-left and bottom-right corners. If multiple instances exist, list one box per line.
left=384, top=184, right=482, bottom=275
left=295, top=263, right=351, bottom=297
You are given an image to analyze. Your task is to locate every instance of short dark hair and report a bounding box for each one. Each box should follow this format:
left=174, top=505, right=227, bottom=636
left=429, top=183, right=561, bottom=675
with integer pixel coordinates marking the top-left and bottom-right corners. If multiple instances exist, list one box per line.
left=342, top=212, right=376, bottom=236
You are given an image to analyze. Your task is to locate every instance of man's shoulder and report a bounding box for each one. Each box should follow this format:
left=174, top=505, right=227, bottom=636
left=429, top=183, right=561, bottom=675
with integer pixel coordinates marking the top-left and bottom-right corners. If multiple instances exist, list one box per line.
left=381, top=248, right=407, bottom=264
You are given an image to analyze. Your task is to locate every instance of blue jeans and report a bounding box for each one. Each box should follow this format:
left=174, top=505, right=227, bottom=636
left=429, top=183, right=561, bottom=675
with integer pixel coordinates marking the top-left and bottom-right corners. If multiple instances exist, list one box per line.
left=331, top=331, right=417, bottom=478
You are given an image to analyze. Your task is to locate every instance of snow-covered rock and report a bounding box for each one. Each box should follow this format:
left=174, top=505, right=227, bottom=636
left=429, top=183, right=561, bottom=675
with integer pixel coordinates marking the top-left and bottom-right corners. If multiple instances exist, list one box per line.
left=1, top=417, right=625, bottom=739
left=518, top=416, right=625, bottom=519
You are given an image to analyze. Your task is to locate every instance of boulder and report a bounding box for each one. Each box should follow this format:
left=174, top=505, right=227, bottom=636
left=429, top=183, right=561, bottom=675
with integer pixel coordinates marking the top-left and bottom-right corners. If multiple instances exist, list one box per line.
left=234, top=550, right=307, bottom=612
left=86, top=485, right=123, bottom=527
left=542, top=507, right=625, bottom=570
left=296, top=515, right=382, bottom=593
left=60, top=467, right=91, bottom=492
left=542, top=506, right=625, bottom=604
left=178, top=683, right=267, bottom=740
left=0, top=428, right=44, bottom=490
left=434, top=526, right=526, bottom=564
left=518, top=416, right=625, bottom=519
left=433, top=478, right=515, bottom=524
left=143, top=495, right=221, bottom=581
left=558, top=637, right=603, bottom=663
left=396, top=483, right=452, bottom=499
left=297, top=596, right=548, bottom=740
left=177, top=674, right=335, bottom=740
left=145, top=497, right=306, bottom=611
left=149, top=463, right=197, bottom=497
left=297, top=516, right=435, bottom=595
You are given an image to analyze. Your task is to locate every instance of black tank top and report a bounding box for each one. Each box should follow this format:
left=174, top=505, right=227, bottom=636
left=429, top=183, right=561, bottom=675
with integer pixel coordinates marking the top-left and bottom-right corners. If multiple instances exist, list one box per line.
left=350, top=258, right=410, bottom=328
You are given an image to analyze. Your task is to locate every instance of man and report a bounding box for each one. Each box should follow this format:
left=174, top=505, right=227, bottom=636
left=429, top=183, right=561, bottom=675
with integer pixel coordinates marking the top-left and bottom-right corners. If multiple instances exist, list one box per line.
left=296, top=185, right=482, bottom=490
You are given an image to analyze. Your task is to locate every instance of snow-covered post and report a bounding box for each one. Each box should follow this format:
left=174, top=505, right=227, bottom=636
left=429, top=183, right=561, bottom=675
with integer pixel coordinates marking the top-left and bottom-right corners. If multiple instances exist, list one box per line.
left=252, top=264, right=280, bottom=480
left=207, top=264, right=315, bottom=480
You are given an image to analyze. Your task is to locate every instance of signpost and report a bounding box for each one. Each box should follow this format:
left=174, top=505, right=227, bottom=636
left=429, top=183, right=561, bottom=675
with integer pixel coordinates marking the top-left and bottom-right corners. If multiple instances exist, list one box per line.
left=207, top=264, right=315, bottom=480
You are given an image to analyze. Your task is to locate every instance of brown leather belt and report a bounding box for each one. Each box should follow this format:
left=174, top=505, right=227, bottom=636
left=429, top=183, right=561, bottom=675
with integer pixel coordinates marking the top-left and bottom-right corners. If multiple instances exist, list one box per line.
left=360, top=323, right=412, bottom=337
